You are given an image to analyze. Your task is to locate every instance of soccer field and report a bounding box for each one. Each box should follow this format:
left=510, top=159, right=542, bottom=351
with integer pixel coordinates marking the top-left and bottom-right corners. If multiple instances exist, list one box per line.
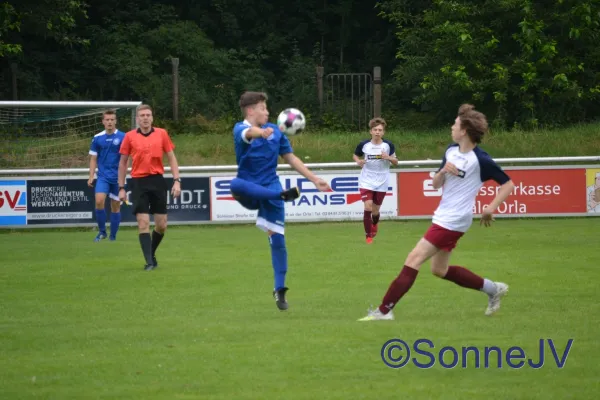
left=1, top=218, right=599, bottom=399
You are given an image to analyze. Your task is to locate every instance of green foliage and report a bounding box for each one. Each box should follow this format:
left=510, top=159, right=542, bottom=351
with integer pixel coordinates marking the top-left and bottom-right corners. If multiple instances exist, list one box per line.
left=378, top=0, right=600, bottom=128
left=0, top=2, right=21, bottom=56
left=3, top=0, right=600, bottom=130
left=2, top=0, right=399, bottom=126
left=1, top=0, right=88, bottom=53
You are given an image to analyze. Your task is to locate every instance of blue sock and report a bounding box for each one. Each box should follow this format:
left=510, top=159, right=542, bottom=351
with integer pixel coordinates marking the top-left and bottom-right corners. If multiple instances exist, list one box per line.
left=230, top=178, right=282, bottom=201
left=269, top=233, right=288, bottom=291
left=109, top=212, right=121, bottom=239
left=96, top=209, right=107, bottom=233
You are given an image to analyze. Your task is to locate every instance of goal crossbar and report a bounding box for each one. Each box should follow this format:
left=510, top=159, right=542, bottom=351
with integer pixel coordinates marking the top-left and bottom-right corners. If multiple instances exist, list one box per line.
left=0, top=101, right=143, bottom=170
left=0, top=101, right=142, bottom=130
left=0, top=101, right=142, bottom=108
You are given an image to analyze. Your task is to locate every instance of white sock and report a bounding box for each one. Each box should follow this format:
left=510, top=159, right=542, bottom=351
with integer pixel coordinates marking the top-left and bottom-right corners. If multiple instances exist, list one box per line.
left=481, top=279, right=497, bottom=296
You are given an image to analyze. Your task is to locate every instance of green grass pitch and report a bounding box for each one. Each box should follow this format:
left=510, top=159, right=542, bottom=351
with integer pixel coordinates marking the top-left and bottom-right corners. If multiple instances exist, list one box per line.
left=1, top=218, right=599, bottom=399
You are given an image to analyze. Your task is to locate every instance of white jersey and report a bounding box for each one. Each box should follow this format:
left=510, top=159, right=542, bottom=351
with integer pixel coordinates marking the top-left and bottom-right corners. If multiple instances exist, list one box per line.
left=354, top=139, right=396, bottom=192
left=432, top=144, right=510, bottom=232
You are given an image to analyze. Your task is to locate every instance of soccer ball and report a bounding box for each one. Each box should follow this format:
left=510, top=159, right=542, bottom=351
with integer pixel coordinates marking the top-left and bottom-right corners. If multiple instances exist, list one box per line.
left=277, top=108, right=306, bottom=136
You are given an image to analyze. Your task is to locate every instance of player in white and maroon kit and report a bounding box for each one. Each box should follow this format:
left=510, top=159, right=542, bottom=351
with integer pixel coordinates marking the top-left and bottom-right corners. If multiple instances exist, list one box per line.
left=353, top=118, right=398, bottom=243
left=359, top=104, right=515, bottom=321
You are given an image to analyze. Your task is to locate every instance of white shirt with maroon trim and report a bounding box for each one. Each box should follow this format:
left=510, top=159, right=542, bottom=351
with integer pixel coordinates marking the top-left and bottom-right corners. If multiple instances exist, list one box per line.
left=354, top=139, right=396, bottom=192
left=432, top=144, right=511, bottom=232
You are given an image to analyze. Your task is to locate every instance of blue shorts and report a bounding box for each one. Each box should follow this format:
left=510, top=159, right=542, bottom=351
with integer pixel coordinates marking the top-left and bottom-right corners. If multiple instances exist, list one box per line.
left=235, top=180, right=285, bottom=235
left=95, top=177, right=120, bottom=201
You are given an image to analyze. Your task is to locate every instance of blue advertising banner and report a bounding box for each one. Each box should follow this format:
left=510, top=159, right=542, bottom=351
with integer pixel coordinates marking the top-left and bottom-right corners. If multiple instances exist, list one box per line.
left=0, top=176, right=211, bottom=227
left=108, top=177, right=210, bottom=223
left=27, top=179, right=95, bottom=225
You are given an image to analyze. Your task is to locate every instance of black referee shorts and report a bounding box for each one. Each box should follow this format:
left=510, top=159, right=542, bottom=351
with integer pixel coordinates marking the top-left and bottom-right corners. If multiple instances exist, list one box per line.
left=129, top=174, right=168, bottom=215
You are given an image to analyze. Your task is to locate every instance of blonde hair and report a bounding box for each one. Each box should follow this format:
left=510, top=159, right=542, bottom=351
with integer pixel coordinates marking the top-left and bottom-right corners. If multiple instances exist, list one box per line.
left=136, top=104, right=153, bottom=115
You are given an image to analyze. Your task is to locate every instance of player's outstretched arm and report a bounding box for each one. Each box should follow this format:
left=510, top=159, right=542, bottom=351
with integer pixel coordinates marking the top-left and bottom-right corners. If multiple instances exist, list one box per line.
left=246, top=127, right=273, bottom=140
left=281, top=153, right=331, bottom=192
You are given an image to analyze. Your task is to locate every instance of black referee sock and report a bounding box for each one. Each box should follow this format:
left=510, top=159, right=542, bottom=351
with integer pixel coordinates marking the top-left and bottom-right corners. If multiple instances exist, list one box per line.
left=139, top=233, right=153, bottom=265
left=151, top=230, right=164, bottom=257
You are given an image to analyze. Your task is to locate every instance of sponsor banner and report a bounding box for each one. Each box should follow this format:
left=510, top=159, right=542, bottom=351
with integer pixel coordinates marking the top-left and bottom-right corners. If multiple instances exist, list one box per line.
left=398, top=168, right=587, bottom=216
left=27, top=179, right=95, bottom=225
left=113, top=177, right=210, bottom=222
left=1, top=166, right=597, bottom=227
left=0, top=180, right=28, bottom=226
left=0, top=176, right=210, bottom=227
left=210, top=173, right=398, bottom=222
left=586, top=168, right=600, bottom=214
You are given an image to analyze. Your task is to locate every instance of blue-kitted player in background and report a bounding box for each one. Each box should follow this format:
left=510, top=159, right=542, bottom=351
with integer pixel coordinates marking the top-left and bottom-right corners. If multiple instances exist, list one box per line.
left=230, top=91, right=331, bottom=311
left=88, top=109, right=126, bottom=242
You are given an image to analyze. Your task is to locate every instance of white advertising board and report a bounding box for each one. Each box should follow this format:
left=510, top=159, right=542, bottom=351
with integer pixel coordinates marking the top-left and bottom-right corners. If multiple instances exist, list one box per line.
left=210, top=173, right=398, bottom=222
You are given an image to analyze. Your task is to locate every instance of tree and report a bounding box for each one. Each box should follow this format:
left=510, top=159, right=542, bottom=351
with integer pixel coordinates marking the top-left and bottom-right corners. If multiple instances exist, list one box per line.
left=0, top=2, right=20, bottom=56
left=1, top=0, right=88, bottom=57
left=378, top=0, right=600, bottom=128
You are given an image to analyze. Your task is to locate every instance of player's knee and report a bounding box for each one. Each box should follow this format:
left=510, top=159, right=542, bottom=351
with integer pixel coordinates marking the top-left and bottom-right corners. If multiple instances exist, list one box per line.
left=136, top=212, right=149, bottom=227
left=155, top=218, right=167, bottom=233
left=237, top=197, right=259, bottom=210
left=110, top=201, right=120, bottom=213
left=364, top=200, right=373, bottom=211
left=137, top=221, right=150, bottom=232
left=230, top=178, right=244, bottom=194
left=95, top=197, right=105, bottom=209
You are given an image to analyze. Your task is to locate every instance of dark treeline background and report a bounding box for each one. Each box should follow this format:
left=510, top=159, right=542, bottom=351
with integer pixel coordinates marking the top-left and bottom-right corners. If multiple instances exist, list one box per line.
left=2, top=0, right=600, bottom=130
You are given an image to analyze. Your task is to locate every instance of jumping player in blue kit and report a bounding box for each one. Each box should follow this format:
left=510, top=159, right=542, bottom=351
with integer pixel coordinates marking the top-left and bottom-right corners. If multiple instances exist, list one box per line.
left=88, top=109, right=126, bottom=241
left=230, top=91, right=331, bottom=311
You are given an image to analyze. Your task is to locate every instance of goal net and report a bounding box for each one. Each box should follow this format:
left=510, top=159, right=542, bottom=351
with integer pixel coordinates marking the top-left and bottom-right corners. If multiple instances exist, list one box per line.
left=0, top=101, right=141, bottom=169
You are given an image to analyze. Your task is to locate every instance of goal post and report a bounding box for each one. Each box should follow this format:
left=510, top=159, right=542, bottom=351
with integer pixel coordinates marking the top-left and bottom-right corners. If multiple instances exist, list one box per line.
left=0, top=101, right=142, bottom=170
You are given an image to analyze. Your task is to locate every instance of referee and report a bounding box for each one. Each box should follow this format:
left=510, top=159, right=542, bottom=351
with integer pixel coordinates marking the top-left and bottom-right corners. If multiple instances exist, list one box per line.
left=118, top=104, right=182, bottom=271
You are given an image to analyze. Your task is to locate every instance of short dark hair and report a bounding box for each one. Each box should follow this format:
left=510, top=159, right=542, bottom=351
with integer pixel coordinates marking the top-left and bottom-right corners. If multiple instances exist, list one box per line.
left=239, top=91, right=268, bottom=113
left=369, top=117, right=387, bottom=129
left=103, top=109, right=116, bottom=117
left=458, top=104, right=488, bottom=144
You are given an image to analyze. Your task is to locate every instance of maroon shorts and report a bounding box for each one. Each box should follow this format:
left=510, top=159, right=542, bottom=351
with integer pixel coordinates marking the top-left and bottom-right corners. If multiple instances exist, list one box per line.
left=423, top=223, right=465, bottom=252
left=360, top=188, right=386, bottom=206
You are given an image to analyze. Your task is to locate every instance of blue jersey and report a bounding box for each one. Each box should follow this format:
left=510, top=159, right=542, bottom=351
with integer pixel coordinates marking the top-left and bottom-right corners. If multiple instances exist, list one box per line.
left=233, top=120, right=293, bottom=186
left=89, top=130, right=126, bottom=182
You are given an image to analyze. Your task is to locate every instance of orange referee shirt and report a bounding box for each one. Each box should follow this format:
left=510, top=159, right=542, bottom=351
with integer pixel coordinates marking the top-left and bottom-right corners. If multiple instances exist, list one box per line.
left=119, top=127, right=175, bottom=178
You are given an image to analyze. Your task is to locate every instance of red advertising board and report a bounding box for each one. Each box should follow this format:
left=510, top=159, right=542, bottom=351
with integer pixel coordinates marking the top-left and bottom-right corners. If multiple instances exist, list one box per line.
left=397, top=168, right=587, bottom=216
